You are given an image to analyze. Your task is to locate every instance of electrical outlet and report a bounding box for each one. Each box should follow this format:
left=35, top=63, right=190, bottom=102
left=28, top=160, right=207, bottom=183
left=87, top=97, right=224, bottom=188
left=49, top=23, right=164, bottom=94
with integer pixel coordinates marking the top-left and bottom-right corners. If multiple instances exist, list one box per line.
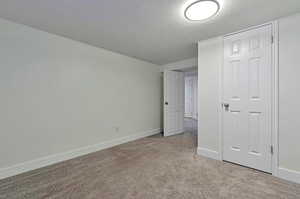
left=114, top=127, right=120, bottom=133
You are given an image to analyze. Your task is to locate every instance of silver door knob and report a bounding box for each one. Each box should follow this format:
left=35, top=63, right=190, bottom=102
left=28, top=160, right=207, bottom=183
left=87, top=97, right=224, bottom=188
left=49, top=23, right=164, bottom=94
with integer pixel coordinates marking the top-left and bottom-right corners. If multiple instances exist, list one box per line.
left=223, top=103, right=229, bottom=108
left=223, top=103, right=230, bottom=111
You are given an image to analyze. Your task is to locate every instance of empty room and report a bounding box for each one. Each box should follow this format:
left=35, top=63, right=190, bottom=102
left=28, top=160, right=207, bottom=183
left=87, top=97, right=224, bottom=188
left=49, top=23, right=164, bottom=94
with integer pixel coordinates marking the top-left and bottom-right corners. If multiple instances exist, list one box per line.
left=1, top=0, right=300, bottom=198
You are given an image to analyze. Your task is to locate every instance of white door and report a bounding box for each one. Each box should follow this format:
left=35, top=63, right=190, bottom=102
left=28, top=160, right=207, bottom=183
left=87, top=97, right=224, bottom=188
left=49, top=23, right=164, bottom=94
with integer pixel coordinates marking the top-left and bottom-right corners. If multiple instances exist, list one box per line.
left=164, top=71, right=184, bottom=136
left=185, top=77, right=193, bottom=117
left=192, top=76, right=198, bottom=119
left=222, top=25, right=272, bottom=172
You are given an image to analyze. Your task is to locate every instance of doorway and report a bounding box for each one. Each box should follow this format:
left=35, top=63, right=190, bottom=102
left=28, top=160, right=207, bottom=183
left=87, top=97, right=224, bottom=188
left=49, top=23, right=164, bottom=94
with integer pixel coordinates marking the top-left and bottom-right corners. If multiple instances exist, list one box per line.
left=184, top=70, right=198, bottom=137
left=164, top=67, right=198, bottom=138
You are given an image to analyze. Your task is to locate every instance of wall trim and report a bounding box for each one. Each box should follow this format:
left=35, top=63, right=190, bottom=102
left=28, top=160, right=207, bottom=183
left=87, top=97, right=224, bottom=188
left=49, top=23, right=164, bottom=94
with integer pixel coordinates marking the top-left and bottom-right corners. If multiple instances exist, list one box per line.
left=277, top=167, right=300, bottom=184
left=161, top=57, right=197, bottom=71
left=164, top=129, right=185, bottom=137
left=0, top=128, right=161, bottom=180
left=197, top=147, right=220, bottom=160
left=271, top=20, right=279, bottom=177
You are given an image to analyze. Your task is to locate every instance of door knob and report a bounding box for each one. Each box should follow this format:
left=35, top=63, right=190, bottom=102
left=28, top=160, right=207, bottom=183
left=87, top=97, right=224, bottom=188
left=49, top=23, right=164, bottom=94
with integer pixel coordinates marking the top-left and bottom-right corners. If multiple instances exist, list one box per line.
left=223, top=103, right=229, bottom=108
left=223, top=103, right=230, bottom=111
left=165, top=102, right=169, bottom=105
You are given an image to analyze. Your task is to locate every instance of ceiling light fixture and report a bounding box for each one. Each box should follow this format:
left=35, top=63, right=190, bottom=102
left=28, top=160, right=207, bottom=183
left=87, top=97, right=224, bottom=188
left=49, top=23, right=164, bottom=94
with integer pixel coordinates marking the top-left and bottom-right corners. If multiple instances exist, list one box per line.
left=184, top=0, right=220, bottom=21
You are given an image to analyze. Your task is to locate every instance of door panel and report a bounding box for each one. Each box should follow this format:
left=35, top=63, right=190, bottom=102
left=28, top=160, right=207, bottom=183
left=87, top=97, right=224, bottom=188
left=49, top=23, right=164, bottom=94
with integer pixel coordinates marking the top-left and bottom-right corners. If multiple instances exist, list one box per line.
left=248, top=112, right=262, bottom=154
left=185, top=78, right=193, bottom=117
left=248, top=58, right=261, bottom=99
left=164, top=71, right=184, bottom=136
left=223, top=25, right=272, bottom=172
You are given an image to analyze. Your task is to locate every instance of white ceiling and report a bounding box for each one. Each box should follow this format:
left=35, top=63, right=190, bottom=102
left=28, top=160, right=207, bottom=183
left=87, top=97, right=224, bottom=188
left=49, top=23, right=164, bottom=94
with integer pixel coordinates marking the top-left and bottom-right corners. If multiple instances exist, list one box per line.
left=0, top=0, right=300, bottom=65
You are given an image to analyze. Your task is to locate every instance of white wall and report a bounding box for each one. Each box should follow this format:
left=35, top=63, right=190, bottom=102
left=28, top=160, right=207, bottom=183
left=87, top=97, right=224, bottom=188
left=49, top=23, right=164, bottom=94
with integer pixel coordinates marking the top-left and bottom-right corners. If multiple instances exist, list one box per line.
left=197, top=37, right=223, bottom=157
left=278, top=14, right=300, bottom=173
left=0, top=18, right=162, bottom=178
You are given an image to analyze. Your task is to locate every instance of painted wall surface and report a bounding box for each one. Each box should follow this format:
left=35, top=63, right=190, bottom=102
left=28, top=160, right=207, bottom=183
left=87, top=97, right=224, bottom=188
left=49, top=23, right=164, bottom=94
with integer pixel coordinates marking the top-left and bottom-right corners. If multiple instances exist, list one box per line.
left=197, top=37, right=223, bottom=153
left=278, top=14, right=300, bottom=172
left=0, top=18, right=162, bottom=170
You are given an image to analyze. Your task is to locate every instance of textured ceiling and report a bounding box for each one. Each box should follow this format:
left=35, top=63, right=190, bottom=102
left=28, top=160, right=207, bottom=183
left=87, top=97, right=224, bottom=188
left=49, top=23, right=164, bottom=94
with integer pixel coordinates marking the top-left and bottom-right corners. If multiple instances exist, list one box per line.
left=0, top=0, right=300, bottom=65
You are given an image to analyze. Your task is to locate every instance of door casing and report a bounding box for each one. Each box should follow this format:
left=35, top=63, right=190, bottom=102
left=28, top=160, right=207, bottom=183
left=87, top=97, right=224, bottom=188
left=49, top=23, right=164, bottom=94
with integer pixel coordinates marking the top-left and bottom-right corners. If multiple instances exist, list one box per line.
left=219, top=21, right=279, bottom=176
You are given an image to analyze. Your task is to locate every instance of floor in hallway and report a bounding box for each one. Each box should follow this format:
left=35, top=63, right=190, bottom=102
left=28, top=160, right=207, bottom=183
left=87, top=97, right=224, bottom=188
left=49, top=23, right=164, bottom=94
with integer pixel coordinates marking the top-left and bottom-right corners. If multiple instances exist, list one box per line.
left=184, top=117, right=197, bottom=135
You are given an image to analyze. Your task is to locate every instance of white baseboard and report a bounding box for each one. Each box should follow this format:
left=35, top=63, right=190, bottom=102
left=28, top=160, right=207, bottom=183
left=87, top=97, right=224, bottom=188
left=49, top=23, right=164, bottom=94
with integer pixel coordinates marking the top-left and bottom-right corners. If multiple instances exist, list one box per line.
left=164, top=129, right=185, bottom=137
left=277, top=167, right=300, bottom=184
left=197, top=147, right=220, bottom=160
left=197, top=148, right=300, bottom=185
left=0, top=128, right=161, bottom=180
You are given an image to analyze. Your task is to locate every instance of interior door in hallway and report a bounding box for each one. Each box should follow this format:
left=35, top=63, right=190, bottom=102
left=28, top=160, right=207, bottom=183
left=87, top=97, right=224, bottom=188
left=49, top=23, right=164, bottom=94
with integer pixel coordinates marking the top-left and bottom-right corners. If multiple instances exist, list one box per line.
left=222, top=25, right=273, bottom=172
left=164, top=71, right=184, bottom=136
left=185, top=77, right=193, bottom=117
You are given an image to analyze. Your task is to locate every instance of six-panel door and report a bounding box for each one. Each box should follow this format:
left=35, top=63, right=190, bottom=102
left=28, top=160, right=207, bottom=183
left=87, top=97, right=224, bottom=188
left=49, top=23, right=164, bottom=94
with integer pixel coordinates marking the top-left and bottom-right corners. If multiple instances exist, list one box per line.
left=164, top=71, right=184, bottom=136
left=223, top=25, right=272, bottom=172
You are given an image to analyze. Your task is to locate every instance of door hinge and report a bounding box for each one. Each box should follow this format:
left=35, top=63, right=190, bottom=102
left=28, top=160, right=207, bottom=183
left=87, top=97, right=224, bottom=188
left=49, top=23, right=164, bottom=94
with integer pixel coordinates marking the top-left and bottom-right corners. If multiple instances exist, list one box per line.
left=271, top=35, right=274, bottom=44
left=270, top=145, right=274, bottom=155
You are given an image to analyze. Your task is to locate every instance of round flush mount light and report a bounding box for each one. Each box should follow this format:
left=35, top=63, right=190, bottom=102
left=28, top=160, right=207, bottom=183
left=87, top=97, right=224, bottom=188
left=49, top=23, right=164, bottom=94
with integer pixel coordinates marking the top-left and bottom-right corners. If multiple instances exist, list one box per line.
left=184, top=0, right=220, bottom=21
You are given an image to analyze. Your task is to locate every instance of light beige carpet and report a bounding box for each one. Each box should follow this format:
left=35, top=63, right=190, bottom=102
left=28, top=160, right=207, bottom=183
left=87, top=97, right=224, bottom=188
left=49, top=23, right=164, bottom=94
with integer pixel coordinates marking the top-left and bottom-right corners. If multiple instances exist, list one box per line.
left=0, top=132, right=299, bottom=199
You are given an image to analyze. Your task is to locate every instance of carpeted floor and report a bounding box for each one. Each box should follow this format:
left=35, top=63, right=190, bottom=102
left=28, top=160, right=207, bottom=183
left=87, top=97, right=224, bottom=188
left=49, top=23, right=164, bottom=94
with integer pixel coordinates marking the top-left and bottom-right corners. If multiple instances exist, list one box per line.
left=0, top=131, right=300, bottom=199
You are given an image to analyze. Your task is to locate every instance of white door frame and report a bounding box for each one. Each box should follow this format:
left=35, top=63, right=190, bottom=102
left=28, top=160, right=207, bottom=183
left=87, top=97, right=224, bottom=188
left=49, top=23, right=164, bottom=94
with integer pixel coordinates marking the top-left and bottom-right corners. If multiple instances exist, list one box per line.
left=218, top=21, right=279, bottom=176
